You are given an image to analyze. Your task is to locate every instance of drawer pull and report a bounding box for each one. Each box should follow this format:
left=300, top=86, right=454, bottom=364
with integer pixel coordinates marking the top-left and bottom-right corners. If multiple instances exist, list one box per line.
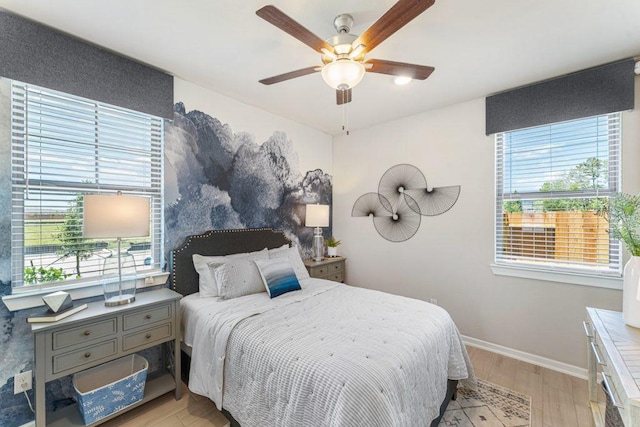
left=583, top=321, right=593, bottom=338
left=146, top=333, right=152, bottom=339
left=145, top=314, right=152, bottom=319
left=602, top=374, right=623, bottom=408
left=83, top=330, right=91, bottom=336
left=591, top=342, right=605, bottom=366
left=84, top=352, right=91, bottom=358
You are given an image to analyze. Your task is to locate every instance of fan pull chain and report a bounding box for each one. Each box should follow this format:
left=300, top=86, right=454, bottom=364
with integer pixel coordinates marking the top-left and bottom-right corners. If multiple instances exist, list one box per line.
left=342, top=102, right=350, bottom=136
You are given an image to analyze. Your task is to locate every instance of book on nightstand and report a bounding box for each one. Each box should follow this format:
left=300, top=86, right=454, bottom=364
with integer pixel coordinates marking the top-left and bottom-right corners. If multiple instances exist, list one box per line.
left=27, top=303, right=88, bottom=323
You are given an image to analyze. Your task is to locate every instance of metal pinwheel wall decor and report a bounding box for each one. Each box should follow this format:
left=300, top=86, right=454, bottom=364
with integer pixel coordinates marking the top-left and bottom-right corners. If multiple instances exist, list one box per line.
left=351, top=164, right=461, bottom=242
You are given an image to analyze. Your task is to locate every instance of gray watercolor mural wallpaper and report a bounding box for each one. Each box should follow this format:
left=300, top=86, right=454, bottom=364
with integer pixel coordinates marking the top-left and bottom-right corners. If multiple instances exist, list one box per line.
left=0, top=98, right=332, bottom=426
left=165, top=102, right=332, bottom=256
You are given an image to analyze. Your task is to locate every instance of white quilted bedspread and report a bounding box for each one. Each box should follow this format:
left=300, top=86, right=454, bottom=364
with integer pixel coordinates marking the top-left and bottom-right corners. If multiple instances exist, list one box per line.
left=186, top=279, right=475, bottom=427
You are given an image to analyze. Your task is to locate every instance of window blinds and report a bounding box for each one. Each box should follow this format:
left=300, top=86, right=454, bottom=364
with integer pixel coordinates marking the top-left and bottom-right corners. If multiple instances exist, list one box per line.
left=11, top=81, right=164, bottom=288
left=495, top=113, right=621, bottom=276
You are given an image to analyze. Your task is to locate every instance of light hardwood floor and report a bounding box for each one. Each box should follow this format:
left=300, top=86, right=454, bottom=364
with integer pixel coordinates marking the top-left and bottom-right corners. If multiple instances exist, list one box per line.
left=99, top=382, right=230, bottom=427
left=466, top=346, right=594, bottom=427
left=100, top=346, right=593, bottom=427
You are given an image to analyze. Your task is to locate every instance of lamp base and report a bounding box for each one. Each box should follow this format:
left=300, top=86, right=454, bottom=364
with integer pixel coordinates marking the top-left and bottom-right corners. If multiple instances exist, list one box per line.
left=104, top=243, right=137, bottom=307
left=104, top=294, right=135, bottom=307
left=312, top=227, right=325, bottom=262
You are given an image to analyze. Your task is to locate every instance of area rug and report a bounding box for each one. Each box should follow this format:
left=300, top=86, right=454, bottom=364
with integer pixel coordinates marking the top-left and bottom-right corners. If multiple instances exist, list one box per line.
left=440, top=379, right=531, bottom=427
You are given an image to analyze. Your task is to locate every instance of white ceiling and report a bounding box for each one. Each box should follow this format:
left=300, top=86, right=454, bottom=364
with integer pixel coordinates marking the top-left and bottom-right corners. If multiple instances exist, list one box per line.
left=1, top=0, right=639, bottom=135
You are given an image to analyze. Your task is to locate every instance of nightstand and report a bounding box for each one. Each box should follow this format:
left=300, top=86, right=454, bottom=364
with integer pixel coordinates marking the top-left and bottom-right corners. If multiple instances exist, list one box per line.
left=32, top=288, right=182, bottom=427
left=304, top=257, right=346, bottom=282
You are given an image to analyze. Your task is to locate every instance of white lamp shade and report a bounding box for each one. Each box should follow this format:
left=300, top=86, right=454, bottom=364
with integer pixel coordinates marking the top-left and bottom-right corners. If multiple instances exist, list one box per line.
left=305, top=204, right=330, bottom=228
left=321, top=60, right=366, bottom=90
left=83, top=194, right=150, bottom=238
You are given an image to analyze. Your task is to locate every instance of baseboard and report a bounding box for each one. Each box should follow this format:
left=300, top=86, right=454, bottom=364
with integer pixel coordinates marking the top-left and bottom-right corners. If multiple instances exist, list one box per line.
left=462, top=335, right=588, bottom=380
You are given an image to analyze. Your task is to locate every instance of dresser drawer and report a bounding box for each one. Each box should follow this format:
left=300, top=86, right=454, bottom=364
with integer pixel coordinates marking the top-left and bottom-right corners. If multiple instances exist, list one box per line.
left=123, top=323, right=173, bottom=351
left=308, top=265, right=328, bottom=276
left=52, top=318, right=117, bottom=351
left=123, top=303, right=172, bottom=330
left=53, top=339, right=117, bottom=374
left=327, top=261, right=344, bottom=273
left=326, top=270, right=344, bottom=282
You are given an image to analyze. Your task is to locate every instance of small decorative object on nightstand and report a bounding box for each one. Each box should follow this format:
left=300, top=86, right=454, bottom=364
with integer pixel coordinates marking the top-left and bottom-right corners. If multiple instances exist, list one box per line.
left=304, top=257, right=346, bottom=283
left=42, top=291, right=73, bottom=313
left=326, top=237, right=341, bottom=257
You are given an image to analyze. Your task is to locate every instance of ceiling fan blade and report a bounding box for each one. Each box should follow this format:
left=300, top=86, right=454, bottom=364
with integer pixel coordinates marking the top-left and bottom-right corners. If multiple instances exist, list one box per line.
left=366, top=59, right=435, bottom=80
left=259, top=66, right=319, bottom=85
left=336, top=88, right=352, bottom=105
left=256, top=5, right=334, bottom=54
left=354, top=0, right=435, bottom=54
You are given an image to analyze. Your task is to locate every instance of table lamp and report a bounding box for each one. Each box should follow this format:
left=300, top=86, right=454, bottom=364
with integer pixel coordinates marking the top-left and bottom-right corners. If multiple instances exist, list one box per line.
left=83, top=192, right=150, bottom=306
left=305, top=204, right=330, bottom=262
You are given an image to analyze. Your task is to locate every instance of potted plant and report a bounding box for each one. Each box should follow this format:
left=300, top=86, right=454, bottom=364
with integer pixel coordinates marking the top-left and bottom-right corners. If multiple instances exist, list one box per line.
left=326, top=237, right=341, bottom=257
left=601, top=193, right=640, bottom=327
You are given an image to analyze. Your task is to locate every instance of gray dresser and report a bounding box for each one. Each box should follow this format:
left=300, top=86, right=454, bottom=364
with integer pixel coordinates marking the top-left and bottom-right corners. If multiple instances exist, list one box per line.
left=32, top=288, right=182, bottom=426
left=586, top=307, right=640, bottom=426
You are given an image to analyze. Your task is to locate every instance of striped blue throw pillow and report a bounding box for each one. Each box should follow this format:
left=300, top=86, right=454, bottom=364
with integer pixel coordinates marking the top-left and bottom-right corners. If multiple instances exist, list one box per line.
left=255, top=258, right=301, bottom=298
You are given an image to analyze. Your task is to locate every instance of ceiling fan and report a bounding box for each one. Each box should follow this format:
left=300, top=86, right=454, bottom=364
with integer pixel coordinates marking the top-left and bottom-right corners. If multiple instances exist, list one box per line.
left=256, top=0, right=436, bottom=105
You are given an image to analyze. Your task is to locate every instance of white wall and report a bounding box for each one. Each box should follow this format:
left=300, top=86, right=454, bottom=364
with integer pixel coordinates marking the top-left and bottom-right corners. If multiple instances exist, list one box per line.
left=333, top=78, right=640, bottom=369
left=174, top=78, right=332, bottom=175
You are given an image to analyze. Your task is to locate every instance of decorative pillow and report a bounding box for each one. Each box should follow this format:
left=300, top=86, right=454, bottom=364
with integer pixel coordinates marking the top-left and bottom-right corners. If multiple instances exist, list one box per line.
left=268, top=245, right=310, bottom=281
left=211, top=257, right=267, bottom=300
left=255, top=258, right=302, bottom=298
left=193, top=248, right=268, bottom=298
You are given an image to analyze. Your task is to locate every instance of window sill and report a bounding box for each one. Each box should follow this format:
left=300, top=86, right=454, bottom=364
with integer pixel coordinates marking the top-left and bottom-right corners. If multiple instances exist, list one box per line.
left=1, top=271, right=170, bottom=312
left=490, top=264, right=622, bottom=290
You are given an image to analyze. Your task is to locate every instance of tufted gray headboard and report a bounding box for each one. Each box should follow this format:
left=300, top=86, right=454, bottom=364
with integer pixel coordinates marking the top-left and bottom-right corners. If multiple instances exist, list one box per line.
left=169, top=228, right=291, bottom=297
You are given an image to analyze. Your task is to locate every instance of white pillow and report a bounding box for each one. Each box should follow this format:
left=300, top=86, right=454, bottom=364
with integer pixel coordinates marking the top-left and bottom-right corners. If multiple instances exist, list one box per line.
left=211, top=256, right=267, bottom=300
left=267, top=244, right=289, bottom=254
left=268, top=245, right=310, bottom=281
left=193, top=248, right=268, bottom=297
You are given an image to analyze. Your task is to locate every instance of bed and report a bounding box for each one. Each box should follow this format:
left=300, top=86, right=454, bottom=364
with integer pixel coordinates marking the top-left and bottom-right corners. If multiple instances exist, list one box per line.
left=170, top=228, right=474, bottom=426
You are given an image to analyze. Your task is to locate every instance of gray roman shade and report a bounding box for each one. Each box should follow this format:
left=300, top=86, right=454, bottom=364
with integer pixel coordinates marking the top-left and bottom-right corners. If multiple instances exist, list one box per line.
left=0, top=11, right=173, bottom=119
left=486, top=58, right=635, bottom=135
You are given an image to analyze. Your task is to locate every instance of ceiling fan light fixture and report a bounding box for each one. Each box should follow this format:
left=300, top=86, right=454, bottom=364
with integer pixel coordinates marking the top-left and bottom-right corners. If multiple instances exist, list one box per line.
left=321, top=59, right=366, bottom=90
left=256, top=4, right=436, bottom=106
left=393, top=76, right=412, bottom=85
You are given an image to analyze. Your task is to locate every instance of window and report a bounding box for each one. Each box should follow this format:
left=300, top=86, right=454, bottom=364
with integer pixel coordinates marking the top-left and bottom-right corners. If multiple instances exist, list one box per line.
left=495, top=113, right=621, bottom=279
left=10, top=81, right=164, bottom=289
